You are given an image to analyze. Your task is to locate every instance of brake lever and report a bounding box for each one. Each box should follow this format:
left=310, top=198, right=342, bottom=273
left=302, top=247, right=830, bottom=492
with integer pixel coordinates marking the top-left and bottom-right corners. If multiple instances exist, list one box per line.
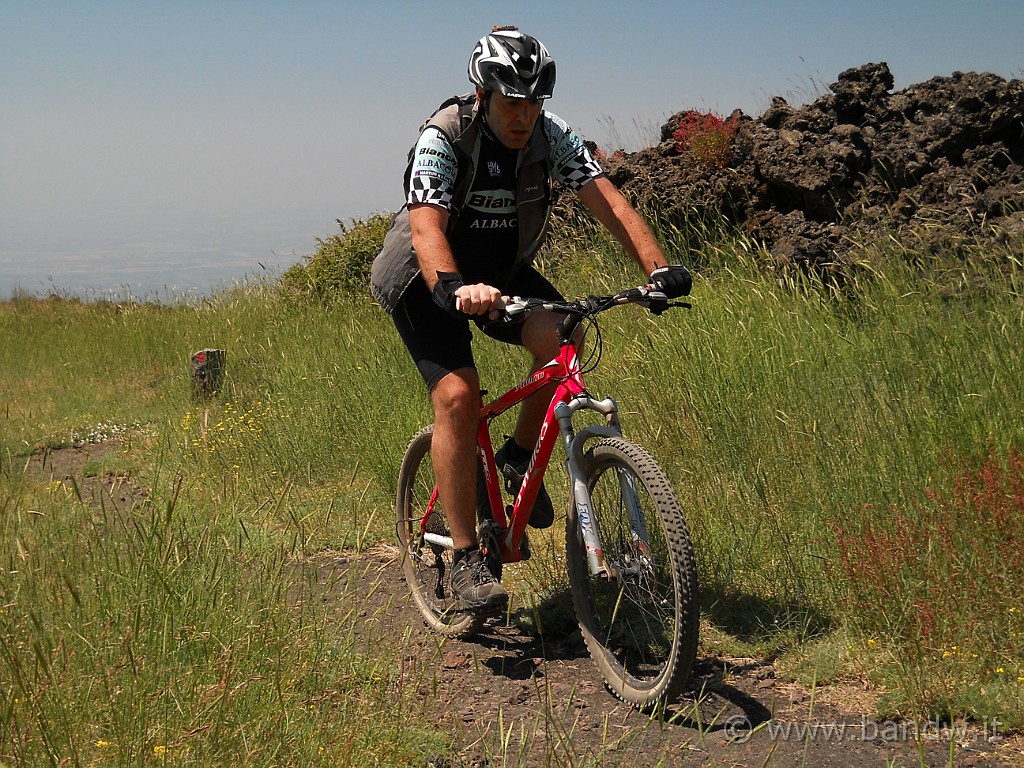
left=648, top=300, right=670, bottom=316
left=476, top=296, right=529, bottom=331
left=647, top=299, right=692, bottom=316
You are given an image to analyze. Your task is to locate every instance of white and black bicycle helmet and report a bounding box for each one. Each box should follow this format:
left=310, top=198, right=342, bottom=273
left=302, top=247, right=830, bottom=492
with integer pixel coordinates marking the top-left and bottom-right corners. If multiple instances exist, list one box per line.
left=467, top=26, right=556, bottom=100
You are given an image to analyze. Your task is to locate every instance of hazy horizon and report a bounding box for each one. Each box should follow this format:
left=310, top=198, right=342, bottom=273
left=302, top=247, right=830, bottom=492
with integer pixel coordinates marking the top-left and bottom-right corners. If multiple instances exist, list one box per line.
left=3, top=1, right=1021, bottom=300
left=2, top=204, right=332, bottom=301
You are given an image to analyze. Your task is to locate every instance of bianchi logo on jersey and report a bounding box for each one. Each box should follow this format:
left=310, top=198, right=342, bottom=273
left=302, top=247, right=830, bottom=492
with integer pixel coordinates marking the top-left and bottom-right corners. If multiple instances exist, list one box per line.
left=467, top=190, right=515, bottom=214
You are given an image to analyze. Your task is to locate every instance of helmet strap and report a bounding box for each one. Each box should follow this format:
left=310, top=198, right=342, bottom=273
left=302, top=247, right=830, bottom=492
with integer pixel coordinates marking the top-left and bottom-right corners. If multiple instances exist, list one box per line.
left=478, top=89, right=494, bottom=126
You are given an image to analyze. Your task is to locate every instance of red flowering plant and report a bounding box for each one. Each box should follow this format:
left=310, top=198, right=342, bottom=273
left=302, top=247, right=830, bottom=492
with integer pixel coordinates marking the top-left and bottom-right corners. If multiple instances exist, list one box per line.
left=592, top=146, right=625, bottom=163
left=672, top=110, right=739, bottom=168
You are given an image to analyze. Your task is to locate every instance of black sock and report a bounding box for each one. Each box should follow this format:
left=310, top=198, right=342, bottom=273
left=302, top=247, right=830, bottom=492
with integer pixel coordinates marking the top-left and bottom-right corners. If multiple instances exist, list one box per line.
left=501, top=436, right=532, bottom=464
left=453, top=546, right=477, bottom=566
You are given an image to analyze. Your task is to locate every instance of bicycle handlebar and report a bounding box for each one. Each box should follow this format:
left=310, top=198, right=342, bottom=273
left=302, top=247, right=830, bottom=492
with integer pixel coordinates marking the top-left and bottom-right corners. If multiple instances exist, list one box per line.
left=484, top=284, right=691, bottom=330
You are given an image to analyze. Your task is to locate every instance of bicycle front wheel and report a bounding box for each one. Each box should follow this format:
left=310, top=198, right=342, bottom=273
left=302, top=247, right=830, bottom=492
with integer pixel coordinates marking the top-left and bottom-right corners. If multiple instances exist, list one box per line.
left=395, top=425, right=483, bottom=638
left=566, top=437, right=699, bottom=709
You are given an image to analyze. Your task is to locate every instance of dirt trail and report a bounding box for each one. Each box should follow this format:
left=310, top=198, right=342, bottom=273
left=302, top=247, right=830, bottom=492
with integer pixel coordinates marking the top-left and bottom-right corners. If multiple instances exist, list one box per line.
left=27, top=443, right=1022, bottom=766
left=332, top=546, right=1018, bottom=767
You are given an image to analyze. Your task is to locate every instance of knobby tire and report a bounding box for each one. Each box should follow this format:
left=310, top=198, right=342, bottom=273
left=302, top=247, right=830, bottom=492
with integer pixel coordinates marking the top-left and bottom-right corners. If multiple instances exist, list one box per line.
left=566, top=437, right=700, bottom=709
left=395, top=424, right=484, bottom=638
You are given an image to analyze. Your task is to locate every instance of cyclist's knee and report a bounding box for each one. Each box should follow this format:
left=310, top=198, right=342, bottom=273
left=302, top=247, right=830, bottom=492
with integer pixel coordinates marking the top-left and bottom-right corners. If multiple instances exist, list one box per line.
left=522, top=311, right=562, bottom=362
left=430, top=369, right=480, bottom=422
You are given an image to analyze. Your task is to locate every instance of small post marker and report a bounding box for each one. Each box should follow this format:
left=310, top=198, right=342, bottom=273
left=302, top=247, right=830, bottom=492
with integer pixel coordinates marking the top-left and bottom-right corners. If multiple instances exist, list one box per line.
left=190, top=348, right=226, bottom=400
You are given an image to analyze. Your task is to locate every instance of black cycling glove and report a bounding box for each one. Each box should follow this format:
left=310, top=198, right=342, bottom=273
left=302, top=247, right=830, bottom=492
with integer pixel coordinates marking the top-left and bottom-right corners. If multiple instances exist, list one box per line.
left=432, top=271, right=465, bottom=316
left=649, top=265, right=693, bottom=299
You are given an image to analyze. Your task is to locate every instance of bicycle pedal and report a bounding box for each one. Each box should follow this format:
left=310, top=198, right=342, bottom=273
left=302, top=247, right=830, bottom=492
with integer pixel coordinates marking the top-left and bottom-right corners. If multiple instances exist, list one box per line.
left=509, top=504, right=531, bottom=561
left=519, top=533, right=531, bottom=561
left=454, top=601, right=506, bottom=617
left=500, top=464, right=524, bottom=496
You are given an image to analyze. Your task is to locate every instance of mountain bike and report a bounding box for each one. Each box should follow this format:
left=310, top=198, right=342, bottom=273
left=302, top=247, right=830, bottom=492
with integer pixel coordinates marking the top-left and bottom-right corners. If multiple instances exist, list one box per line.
left=394, top=284, right=699, bottom=708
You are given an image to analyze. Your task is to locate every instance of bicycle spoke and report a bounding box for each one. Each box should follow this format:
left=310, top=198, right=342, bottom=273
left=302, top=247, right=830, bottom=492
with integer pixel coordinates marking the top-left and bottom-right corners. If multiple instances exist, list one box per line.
left=567, top=437, right=699, bottom=707
left=396, top=425, right=483, bottom=638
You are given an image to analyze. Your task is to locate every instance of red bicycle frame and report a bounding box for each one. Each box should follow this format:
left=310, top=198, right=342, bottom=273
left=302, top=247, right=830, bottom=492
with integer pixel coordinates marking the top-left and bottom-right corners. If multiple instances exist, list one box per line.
left=415, top=287, right=675, bottom=573
left=472, top=338, right=587, bottom=564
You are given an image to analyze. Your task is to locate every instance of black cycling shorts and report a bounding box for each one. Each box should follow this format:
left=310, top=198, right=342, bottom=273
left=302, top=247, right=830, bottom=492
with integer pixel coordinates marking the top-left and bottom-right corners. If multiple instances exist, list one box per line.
left=391, top=266, right=564, bottom=392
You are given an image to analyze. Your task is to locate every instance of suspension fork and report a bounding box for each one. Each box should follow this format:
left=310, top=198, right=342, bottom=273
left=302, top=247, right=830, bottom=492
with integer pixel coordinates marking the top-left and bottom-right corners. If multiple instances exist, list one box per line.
left=556, top=394, right=633, bottom=579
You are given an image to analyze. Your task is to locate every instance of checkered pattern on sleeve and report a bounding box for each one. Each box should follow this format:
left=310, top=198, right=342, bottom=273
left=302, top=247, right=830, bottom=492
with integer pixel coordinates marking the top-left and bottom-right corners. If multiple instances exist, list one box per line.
left=543, top=112, right=604, bottom=192
left=406, top=127, right=458, bottom=209
left=408, top=174, right=451, bottom=207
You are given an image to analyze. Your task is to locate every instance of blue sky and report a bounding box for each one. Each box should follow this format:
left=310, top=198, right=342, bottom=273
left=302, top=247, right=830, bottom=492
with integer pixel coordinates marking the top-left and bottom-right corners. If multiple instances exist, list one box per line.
left=2, top=1, right=1021, bottom=298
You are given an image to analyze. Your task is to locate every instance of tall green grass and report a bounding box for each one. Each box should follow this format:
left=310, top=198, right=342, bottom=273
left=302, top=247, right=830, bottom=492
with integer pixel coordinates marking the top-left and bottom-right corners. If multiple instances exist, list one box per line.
left=1, top=220, right=1022, bottom=764
left=1, top=289, right=445, bottom=764
left=0, top=461, right=443, bottom=764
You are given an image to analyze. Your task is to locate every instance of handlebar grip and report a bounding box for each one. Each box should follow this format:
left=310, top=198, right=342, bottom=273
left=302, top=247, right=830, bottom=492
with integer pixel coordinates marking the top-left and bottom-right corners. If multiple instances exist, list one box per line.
left=455, top=295, right=513, bottom=325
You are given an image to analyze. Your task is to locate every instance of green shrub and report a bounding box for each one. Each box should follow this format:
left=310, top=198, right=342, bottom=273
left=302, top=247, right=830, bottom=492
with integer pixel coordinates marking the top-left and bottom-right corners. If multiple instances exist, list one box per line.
left=281, top=213, right=393, bottom=302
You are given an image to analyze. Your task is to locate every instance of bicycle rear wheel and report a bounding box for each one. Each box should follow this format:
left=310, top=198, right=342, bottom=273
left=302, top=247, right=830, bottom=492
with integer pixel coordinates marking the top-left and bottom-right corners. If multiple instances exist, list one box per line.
left=566, top=437, right=699, bottom=708
left=395, top=425, right=483, bottom=638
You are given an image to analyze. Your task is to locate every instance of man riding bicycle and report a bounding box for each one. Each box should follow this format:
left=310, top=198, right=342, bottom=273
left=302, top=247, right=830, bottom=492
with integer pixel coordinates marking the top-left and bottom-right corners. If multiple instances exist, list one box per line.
left=371, top=26, right=691, bottom=614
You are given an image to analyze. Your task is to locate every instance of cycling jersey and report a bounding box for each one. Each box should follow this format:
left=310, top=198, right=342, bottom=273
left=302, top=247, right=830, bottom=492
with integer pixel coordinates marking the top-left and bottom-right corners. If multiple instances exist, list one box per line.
left=370, top=94, right=604, bottom=314
left=407, top=116, right=602, bottom=281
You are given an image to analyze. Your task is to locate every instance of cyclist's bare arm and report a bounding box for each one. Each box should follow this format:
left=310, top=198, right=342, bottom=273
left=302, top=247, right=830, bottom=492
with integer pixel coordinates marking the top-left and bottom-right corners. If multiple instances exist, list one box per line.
left=408, top=203, right=457, bottom=290
left=408, top=203, right=502, bottom=315
left=576, top=176, right=668, bottom=276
